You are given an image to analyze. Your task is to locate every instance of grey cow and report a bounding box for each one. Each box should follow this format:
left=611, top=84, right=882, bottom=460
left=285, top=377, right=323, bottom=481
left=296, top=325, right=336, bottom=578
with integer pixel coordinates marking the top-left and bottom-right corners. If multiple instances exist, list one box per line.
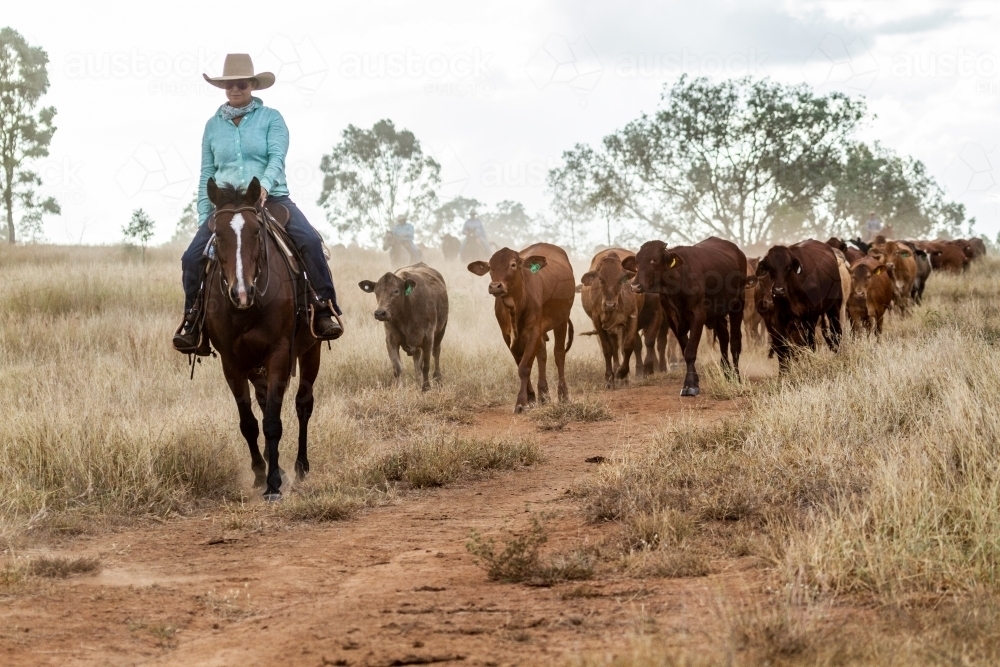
left=358, top=263, right=449, bottom=390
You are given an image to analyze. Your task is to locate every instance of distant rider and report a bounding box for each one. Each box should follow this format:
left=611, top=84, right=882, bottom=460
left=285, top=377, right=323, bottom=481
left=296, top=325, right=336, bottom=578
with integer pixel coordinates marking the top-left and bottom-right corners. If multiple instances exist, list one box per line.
left=864, top=211, right=883, bottom=242
left=173, top=54, right=343, bottom=353
left=391, top=213, right=422, bottom=263
left=460, top=209, right=489, bottom=256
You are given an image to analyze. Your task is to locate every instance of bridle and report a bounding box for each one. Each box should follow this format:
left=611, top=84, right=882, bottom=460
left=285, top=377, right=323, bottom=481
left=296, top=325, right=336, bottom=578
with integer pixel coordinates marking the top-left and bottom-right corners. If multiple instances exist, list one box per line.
left=209, top=205, right=271, bottom=308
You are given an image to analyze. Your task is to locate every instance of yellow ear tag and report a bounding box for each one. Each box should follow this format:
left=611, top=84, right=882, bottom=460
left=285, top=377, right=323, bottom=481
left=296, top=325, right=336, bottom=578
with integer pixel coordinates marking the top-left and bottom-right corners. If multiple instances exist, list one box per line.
left=669, top=257, right=677, bottom=268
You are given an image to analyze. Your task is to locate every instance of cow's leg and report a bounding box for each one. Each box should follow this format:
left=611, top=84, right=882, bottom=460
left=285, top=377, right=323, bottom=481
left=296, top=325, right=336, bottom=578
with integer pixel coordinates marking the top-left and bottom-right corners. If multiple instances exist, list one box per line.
left=294, top=343, right=320, bottom=481
left=536, top=339, right=550, bottom=404
left=715, top=319, right=732, bottom=379
left=681, top=314, right=705, bottom=397
left=226, top=367, right=266, bottom=488
left=828, top=306, right=844, bottom=351
left=617, top=320, right=639, bottom=384
left=729, top=309, right=743, bottom=382
left=514, top=330, right=540, bottom=413
left=262, top=358, right=291, bottom=499
left=419, top=339, right=433, bottom=391
left=596, top=325, right=615, bottom=388
left=411, top=347, right=425, bottom=389
left=553, top=321, right=570, bottom=403
left=386, top=336, right=404, bottom=386
left=432, top=324, right=445, bottom=384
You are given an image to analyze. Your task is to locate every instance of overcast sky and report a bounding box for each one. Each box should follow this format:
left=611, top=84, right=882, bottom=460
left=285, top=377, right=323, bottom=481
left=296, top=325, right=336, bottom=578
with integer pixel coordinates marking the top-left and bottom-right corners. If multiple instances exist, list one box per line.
left=8, top=0, right=1000, bottom=245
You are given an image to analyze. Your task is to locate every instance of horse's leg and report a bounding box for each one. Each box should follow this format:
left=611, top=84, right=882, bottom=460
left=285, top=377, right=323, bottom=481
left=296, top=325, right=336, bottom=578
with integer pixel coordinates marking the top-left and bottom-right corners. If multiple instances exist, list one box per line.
left=228, top=368, right=265, bottom=488
left=295, top=343, right=321, bottom=481
left=262, top=359, right=291, bottom=499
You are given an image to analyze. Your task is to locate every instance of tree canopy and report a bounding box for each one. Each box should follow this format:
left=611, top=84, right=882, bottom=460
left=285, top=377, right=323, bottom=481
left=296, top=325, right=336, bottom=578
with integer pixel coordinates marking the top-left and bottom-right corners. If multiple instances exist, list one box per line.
left=317, top=119, right=440, bottom=245
left=0, top=27, right=59, bottom=244
left=548, top=75, right=968, bottom=248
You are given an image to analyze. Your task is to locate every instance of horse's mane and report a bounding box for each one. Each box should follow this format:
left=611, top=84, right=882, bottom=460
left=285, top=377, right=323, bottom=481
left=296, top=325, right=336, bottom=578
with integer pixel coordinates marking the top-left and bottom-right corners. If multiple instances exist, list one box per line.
left=214, top=182, right=248, bottom=208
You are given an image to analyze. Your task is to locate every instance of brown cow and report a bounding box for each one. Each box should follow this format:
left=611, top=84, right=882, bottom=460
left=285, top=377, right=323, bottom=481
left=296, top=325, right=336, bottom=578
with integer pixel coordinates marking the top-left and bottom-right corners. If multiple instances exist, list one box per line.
left=625, top=237, right=748, bottom=397
left=919, top=240, right=968, bottom=273
left=359, top=263, right=449, bottom=391
left=755, top=240, right=846, bottom=373
left=468, top=244, right=575, bottom=413
left=580, top=248, right=663, bottom=387
left=826, top=237, right=865, bottom=264
left=900, top=240, right=932, bottom=304
left=968, top=237, right=987, bottom=259
left=868, top=240, right=917, bottom=315
left=847, top=256, right=894, bottom=335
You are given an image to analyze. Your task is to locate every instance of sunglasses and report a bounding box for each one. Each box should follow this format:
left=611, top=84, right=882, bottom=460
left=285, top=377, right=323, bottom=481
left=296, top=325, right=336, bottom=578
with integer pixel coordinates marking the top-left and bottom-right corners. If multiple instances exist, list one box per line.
left=226, top=80, right=251, bottom=91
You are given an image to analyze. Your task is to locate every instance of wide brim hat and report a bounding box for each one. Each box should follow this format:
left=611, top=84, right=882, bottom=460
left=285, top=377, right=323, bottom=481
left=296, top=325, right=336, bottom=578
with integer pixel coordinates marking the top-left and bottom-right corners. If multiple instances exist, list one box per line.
left=203, top=53, right=275, bottom=90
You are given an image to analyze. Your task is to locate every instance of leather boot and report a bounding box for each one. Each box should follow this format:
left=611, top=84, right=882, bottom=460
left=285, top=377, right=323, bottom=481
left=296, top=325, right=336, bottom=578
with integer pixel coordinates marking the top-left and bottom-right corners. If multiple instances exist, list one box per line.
left=313, top=304, right=344, bottom=341
left=172, top=311, right=202, bottom=353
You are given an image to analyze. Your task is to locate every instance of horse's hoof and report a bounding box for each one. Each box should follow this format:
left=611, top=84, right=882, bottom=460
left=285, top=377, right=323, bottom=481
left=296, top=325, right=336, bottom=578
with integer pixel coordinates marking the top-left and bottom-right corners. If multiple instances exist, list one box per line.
left=295, top=461, right=309, bottom=481
left=263, top=491, right=282, bottom=503
left=680, top=386, right=700, bottom=397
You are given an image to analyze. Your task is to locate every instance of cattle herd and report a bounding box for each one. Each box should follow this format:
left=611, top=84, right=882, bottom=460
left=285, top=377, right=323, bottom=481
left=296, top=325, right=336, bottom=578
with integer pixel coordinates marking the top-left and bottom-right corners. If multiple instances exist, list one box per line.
left=358, top=233, right=987, bottom=413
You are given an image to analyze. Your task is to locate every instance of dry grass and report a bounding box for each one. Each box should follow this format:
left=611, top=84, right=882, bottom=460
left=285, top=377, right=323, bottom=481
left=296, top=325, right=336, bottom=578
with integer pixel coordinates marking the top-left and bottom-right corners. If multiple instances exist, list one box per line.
left=528, top=395, right=613, bottom=430
left=29, top=555, right=101, bottom=578
left=467, top=516, right=596, bottom=586
left=0, top=243, right=611, bottom=537
left=581, top=258, right=1000, bottom=601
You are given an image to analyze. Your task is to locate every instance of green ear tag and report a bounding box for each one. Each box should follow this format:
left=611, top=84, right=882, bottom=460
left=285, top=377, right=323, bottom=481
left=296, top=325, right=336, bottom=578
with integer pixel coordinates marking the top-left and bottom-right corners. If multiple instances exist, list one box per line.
left=530, top=263, right=541, bottom=274
left=405, top=284, right=413, bottom=296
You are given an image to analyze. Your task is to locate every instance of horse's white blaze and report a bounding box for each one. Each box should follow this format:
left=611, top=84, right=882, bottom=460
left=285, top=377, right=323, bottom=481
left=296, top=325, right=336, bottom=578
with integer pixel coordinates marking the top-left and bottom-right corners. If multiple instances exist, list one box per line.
left=230, top=213, right=248, bottom=303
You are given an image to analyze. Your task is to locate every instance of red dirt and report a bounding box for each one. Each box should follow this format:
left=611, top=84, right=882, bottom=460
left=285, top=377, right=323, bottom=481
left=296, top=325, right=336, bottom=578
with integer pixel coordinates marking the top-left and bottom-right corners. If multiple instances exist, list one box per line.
left=0, top=382, right=757, bottom=667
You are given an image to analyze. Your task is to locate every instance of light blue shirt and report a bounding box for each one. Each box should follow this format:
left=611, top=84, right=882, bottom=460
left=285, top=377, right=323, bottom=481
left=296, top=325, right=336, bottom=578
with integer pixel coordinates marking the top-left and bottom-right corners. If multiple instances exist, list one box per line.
left=197, top=97, right=290, bottom=224
left=463, top=217, right=488, bottom=241
left=393, top=222, right=415, bottom=241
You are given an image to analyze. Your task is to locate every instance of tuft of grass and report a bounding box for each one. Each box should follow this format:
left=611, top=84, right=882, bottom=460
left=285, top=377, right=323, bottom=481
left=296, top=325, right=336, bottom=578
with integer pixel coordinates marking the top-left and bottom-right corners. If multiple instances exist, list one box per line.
left=467, top=516, right=594, bottom=586
left=361, top=434, right=541, bottom=489
left=528, top=396, right=613, bottom=431
left=29, top=555, right=101, bottom=578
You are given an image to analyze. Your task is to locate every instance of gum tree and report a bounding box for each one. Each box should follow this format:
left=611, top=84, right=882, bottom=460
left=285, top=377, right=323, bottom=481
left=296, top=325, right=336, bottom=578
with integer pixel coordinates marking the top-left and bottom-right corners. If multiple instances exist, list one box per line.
left=0, top=27, right=59, bottom=244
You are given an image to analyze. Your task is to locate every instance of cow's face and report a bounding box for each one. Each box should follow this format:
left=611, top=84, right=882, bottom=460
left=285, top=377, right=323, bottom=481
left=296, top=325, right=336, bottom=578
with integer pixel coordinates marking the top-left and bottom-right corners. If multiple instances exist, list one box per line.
left=358, top=272, right=416, bottom=322
left=756, top=246, right=800, bottom=300
left=754, top=270, right=775, bottom=313
left=581, top=255, right=635, bottom=311
left=467, top=248, right=547, bottom=297
left=626, top=241, right=682, bottom=295
left=850, top=262, right=885, bottom=301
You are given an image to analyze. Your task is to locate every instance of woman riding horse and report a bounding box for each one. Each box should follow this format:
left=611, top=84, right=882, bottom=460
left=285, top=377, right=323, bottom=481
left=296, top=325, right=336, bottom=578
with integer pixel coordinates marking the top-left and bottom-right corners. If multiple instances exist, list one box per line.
left=173, top=53, right=343, bottom=352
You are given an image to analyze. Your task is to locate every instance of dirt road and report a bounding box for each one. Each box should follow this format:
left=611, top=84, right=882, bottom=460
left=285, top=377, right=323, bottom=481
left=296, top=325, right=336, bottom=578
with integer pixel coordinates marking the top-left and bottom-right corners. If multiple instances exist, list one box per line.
left=1, top=382, right=752, bottom=667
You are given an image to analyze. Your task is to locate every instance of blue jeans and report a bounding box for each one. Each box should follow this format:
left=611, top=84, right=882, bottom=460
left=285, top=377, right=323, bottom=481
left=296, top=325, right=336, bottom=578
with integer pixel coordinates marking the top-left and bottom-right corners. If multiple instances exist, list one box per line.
left=181, top=195, right=341, bottom=314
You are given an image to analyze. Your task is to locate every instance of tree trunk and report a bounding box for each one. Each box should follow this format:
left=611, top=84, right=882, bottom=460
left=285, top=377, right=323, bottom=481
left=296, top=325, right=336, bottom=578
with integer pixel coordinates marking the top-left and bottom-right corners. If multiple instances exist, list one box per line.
left=4, top=190, right=13, bottom=245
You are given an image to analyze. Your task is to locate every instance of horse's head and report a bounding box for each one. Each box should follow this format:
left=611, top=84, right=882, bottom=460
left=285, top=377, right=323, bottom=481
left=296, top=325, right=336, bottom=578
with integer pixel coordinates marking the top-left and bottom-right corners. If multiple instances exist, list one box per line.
left=207, top=177, right=264, bottom=309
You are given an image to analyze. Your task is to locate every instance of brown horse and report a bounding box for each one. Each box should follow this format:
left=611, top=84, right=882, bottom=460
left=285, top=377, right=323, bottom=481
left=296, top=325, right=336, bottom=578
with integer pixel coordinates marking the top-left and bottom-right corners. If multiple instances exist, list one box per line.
left=203, top=176, right=320, bottom=500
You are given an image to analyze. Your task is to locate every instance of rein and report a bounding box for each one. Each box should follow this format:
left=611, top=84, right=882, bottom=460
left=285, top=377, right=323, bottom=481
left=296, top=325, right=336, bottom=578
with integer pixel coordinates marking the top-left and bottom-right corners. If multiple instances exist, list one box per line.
left=209, top=205, right=271, bottom=308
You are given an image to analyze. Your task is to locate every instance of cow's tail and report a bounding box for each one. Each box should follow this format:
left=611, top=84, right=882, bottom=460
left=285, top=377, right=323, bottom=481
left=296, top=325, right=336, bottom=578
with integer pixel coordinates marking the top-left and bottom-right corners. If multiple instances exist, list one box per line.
left=565, top=319, right=574, bottom=353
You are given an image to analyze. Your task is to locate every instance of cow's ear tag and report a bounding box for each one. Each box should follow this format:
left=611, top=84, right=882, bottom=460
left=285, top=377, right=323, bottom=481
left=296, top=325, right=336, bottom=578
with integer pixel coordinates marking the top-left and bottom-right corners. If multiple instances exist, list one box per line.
left=530, top=262, right=541, bottom=273
left=669, top=257, right=677, bottom=268
left=405, top=284, right=414, bottom=296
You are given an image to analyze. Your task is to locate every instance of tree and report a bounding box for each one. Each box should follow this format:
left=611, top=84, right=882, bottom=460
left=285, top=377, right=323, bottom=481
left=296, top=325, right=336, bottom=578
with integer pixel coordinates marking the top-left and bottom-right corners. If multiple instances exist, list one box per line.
left=822, top=141, right=967, bottom=240
left=124, top=208, right=155, bottom=260
left=317, top=119, right=440, bottom=245
left=549, top=76, right=867, bottom=247
left=481, top=200, right=536, bottom=249
left=430, top=195, right=482, bottom=241
left=0, top=27, right=59, bottom=244
left=171, top=194, right=199, bottom=243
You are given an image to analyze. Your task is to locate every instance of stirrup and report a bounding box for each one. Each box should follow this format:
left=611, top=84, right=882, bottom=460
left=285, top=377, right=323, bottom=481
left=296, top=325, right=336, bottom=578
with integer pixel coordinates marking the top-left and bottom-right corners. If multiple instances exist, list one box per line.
left=309, top=300, right=344, bottom=341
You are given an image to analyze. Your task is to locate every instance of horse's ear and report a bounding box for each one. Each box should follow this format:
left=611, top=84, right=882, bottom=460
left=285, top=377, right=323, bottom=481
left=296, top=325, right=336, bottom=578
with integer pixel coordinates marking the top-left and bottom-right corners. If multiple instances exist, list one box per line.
left=207, top=178, right=220, bottom=207
left=266, top=203, right=289, bottom=228
left=245, top=177, right=261, bottom=205
left=358, top=280, right=376, bottom=293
